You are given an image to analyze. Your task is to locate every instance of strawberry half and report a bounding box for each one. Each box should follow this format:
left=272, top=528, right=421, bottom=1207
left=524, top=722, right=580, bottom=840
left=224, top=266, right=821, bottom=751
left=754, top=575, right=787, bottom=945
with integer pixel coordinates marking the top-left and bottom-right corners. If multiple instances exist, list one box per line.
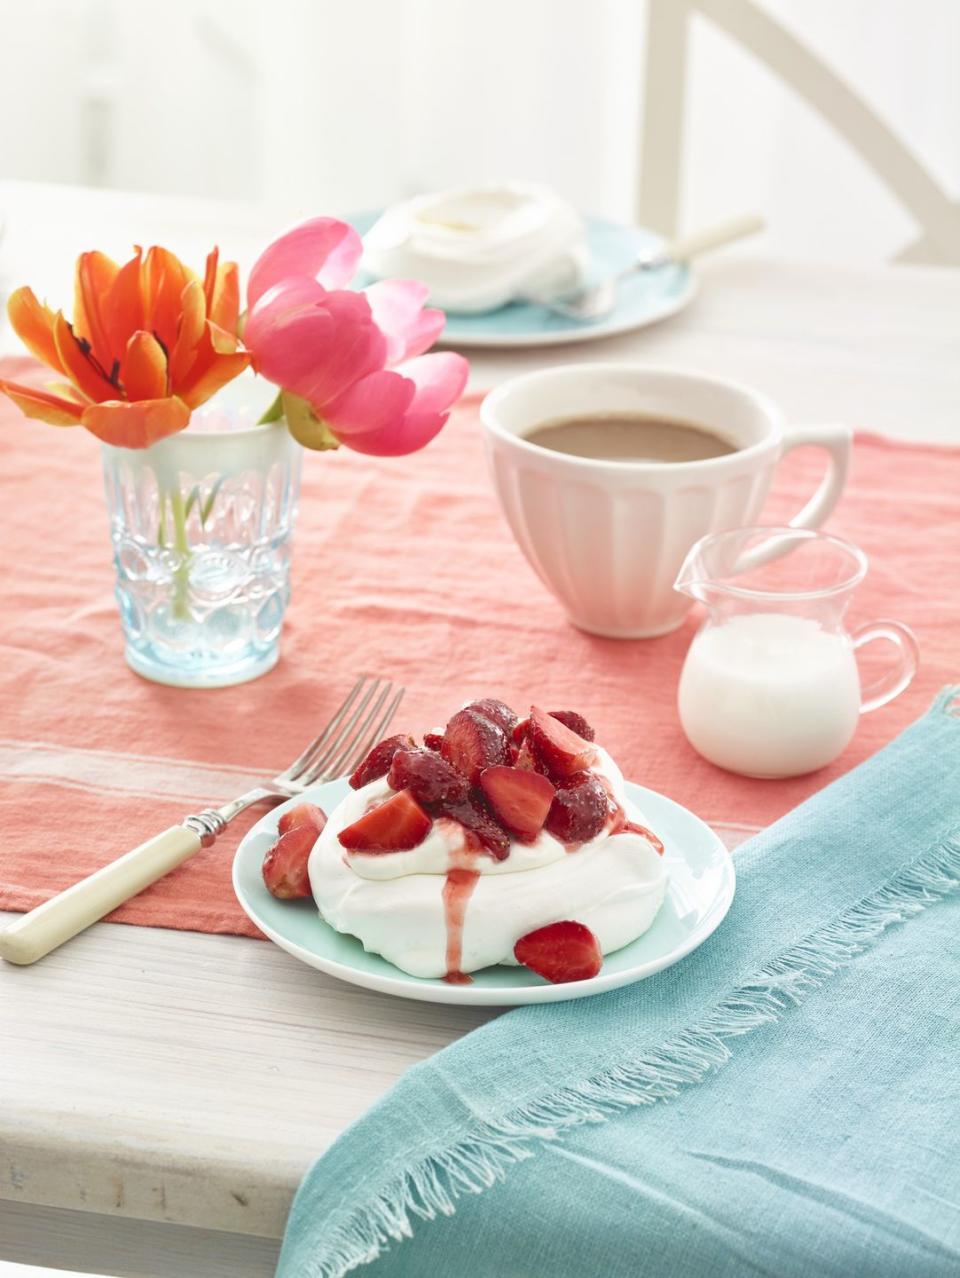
left=437, top=797, right=511, bottom=861
left=423, top=731, right=445, bottom=751
left=277, top=803, right=327, bottom=837
left=388, top=748, right=468, bottom=806
left=441, top=709, right=510, bottom=786
left=548, top=710, right=595, bottom=742
left=480, top=766, right=555, bottom=842
left=262, top=824, right=317, bottom=900
left=463, top=698, right=518, bottom=734
left=338, top=789, right=432, bottom=853
left=514, top=920, right=602, bottom=983
left=349, top=734, right=416, bottom=790
left=527, top=706, right=597, bottom=781
left=545, top=772, right=609, bottom=843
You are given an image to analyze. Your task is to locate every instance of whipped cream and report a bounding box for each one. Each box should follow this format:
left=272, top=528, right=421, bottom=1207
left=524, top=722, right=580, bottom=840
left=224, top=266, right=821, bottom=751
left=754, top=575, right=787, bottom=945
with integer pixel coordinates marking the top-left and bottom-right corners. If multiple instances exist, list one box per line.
left=308, top=749, right=668, bottom=979
left=361, top=182, right=589, bottom=314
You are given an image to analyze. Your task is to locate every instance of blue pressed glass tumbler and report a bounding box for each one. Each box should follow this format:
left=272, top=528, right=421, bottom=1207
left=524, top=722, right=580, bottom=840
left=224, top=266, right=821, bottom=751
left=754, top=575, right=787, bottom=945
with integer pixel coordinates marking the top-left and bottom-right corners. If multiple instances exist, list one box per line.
left=101, top=407, right=302, bottom=688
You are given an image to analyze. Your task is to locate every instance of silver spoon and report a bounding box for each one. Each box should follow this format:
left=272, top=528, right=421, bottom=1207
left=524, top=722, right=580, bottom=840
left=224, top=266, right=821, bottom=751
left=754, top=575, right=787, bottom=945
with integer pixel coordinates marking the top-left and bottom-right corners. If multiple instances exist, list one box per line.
left=524, top=213, right=765, bottom=322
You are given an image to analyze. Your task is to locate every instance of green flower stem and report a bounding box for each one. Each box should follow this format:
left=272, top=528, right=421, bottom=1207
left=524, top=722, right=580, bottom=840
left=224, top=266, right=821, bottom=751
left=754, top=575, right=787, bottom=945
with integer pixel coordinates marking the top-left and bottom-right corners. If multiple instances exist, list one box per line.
left=169, top=486, right=192, bottom=622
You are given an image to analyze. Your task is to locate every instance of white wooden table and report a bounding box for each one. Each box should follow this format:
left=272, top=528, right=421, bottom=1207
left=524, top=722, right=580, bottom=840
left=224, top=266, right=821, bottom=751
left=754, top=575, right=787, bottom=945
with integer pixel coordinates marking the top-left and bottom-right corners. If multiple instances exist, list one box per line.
left=1, top=181, right=958, bottom=1277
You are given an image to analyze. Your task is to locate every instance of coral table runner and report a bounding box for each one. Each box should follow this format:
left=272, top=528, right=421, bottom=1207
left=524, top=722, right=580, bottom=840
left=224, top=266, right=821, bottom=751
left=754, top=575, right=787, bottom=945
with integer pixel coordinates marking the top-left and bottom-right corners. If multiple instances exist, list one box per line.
left=0, top=358, right=956, bottom=936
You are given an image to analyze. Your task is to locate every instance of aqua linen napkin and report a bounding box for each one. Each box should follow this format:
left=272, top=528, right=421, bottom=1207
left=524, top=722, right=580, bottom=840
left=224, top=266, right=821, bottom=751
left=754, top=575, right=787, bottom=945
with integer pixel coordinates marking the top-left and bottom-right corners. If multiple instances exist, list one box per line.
left=278, top=689, right=960, bottom=1278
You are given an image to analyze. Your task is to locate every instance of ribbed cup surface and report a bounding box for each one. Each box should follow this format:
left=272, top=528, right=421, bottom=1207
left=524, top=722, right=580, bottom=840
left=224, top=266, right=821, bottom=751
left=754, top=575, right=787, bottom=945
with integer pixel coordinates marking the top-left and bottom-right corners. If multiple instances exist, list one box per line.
left=487, top=440, right=777, bottom=637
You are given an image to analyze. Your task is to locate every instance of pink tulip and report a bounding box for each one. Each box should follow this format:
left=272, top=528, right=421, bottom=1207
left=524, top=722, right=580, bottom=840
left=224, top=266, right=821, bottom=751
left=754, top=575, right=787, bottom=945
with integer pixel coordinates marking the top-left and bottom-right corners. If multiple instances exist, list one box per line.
left=245, top=218, right=468, bottom=455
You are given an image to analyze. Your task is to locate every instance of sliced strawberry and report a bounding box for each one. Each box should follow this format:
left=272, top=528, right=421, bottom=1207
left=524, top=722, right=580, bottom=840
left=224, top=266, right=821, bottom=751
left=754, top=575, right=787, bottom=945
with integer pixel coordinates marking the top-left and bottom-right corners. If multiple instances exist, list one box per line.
left=463, top=698, right=518, bottom=734
left=338, top=789, right=432, bottom=853
left=388, top=748, right=468, bottom=806
left=527, top=706, right=597, bottom=781
left=512, top=737, right=538, bottom=771
left=441, top=709, right=510, bottom=786
left=423, top=731, right=445, bottom=751
left=514, top=920, right=602, bottom=983
left=349, top=733, right=416, bottom=789
left=437, top=797, right=511, bottom=860
left=262, top=824, right=316, bottom=899
left=511, top=711, right=596, bottom=746
left=548, top=710, right=596, bottom=743
left=545, top=771, right=609, bottom=843
left=277, top=803, right=327, bottom=837
left=480, top=766, right=555, bottom=842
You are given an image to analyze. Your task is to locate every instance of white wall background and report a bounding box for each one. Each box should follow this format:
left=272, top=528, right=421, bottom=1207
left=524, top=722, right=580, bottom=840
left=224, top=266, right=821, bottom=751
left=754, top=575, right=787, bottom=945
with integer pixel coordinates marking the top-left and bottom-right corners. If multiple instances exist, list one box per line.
left=0, top=0, right=957, bottom=264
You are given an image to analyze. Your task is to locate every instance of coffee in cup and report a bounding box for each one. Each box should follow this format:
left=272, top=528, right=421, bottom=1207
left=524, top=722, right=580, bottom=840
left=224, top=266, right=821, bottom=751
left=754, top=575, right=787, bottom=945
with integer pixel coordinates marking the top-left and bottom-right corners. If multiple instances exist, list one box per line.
left=524, top=413, right=738, bottom=463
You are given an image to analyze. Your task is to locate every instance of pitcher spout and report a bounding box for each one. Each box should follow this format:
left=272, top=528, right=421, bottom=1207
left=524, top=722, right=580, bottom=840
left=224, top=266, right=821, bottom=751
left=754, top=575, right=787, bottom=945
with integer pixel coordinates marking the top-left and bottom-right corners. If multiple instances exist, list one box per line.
left=673, top=542, right=712, bottom=603
left=673, top=525, right=869, bottom=618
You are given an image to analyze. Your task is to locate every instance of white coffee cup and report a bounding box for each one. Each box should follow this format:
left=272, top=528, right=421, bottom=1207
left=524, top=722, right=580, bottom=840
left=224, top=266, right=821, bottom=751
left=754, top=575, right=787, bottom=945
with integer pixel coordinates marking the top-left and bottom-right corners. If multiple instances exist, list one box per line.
left=480, top=364, right=851, bottom=637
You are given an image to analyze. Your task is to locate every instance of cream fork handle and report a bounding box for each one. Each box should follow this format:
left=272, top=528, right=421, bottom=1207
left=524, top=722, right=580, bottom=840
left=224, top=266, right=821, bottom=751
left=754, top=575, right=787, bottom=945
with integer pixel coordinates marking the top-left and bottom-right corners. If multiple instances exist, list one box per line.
left=0, top=825, right=202, bottom=965
left=666, top=214, right=765, bottom=262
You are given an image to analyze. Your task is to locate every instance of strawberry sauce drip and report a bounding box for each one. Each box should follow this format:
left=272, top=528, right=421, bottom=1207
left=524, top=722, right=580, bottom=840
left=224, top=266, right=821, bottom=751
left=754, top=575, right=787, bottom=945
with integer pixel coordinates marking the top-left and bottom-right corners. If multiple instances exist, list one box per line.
left=620, top=820, right=664, bottom=854
left=608, top=803, right=664, bottom=854
left=442, top=849, right=480, bottom=984
left=598, top=776, right=665, bottom=854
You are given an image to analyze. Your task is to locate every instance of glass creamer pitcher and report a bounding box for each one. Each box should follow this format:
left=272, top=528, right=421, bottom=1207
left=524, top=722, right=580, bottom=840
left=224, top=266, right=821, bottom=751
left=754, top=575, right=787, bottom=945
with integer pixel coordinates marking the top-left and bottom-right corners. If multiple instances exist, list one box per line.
left=674, top=526, right=918, bottom=778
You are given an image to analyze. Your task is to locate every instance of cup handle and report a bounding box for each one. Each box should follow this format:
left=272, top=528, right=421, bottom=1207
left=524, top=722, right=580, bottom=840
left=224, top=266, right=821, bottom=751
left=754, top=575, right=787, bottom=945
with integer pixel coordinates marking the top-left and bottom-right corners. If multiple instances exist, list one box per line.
left=851, top=620, right=919, bottom=713
left=778, top=423, right=852, bottom=531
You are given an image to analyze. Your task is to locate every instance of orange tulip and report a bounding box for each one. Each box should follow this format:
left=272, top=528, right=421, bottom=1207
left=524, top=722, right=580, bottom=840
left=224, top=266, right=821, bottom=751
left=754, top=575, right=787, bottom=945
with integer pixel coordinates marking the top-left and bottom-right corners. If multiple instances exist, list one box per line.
left=0, top=245, right=250, bottom=448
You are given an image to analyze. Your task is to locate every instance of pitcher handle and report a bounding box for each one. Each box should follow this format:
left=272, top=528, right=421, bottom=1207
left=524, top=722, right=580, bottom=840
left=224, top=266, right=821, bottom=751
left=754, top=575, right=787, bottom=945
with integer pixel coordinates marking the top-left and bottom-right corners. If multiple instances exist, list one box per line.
left=779, top=423, right=852, bottom=532
left=851, top=619, right=919, bottom=713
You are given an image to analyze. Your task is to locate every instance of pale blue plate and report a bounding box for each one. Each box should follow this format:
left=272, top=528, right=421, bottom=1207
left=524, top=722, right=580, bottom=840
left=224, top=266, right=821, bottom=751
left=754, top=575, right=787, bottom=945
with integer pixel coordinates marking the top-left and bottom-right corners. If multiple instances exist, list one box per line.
left=232, top=779, right=734, bottom=1006
left=348, top=211, right=696, bottom=349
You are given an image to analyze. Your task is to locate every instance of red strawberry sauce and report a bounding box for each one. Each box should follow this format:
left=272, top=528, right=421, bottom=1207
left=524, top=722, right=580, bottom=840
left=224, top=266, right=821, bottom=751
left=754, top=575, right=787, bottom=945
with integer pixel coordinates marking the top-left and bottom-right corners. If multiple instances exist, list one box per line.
left=598, top=776, right=665, bottom=855
left=442, top=848, right=480, bottom=984
left=607, top=803, right=665, bottom=854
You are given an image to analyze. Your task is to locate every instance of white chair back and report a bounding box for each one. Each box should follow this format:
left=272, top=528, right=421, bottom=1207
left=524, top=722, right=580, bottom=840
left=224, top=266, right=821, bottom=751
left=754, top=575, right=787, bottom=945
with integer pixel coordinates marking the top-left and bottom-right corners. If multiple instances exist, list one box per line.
left=638, top=0, right=960, bottom=264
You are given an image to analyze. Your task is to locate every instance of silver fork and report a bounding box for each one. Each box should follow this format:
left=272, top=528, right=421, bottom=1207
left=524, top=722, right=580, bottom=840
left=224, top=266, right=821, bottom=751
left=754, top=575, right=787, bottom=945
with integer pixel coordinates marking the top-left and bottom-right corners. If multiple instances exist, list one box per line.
left=523, top=213, right=765, bottom=321
left=0, top=676, right=404, bottom=966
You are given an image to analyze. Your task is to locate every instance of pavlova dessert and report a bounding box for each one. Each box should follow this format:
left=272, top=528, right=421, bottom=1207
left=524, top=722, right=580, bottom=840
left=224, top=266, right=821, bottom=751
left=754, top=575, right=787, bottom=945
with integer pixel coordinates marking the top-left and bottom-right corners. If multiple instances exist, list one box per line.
left=361, top=183, right=589, bottom=314
left=261, top=700, right=667, bottom=985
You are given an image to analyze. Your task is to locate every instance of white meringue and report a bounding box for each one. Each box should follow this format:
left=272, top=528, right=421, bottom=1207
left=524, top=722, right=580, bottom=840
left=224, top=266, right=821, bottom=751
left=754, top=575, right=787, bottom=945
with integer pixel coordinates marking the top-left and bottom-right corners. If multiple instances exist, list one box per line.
left=308, top=748, right=668, bottom=980
left=361, top=182, right=589, bottom=314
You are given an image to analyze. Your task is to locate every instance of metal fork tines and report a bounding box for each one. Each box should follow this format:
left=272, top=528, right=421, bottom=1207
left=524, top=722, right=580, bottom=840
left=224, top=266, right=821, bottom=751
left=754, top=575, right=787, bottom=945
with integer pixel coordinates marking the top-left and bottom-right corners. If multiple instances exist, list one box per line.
left=279, top=675, right=405, bottom=791
left=187, top=675, right=405, bottom=844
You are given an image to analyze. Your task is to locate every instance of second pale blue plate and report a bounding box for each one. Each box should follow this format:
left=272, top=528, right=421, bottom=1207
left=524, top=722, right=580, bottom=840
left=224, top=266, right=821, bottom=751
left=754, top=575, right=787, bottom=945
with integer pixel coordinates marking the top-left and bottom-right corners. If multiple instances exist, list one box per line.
left=348, top=211, right=696, bottom=349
